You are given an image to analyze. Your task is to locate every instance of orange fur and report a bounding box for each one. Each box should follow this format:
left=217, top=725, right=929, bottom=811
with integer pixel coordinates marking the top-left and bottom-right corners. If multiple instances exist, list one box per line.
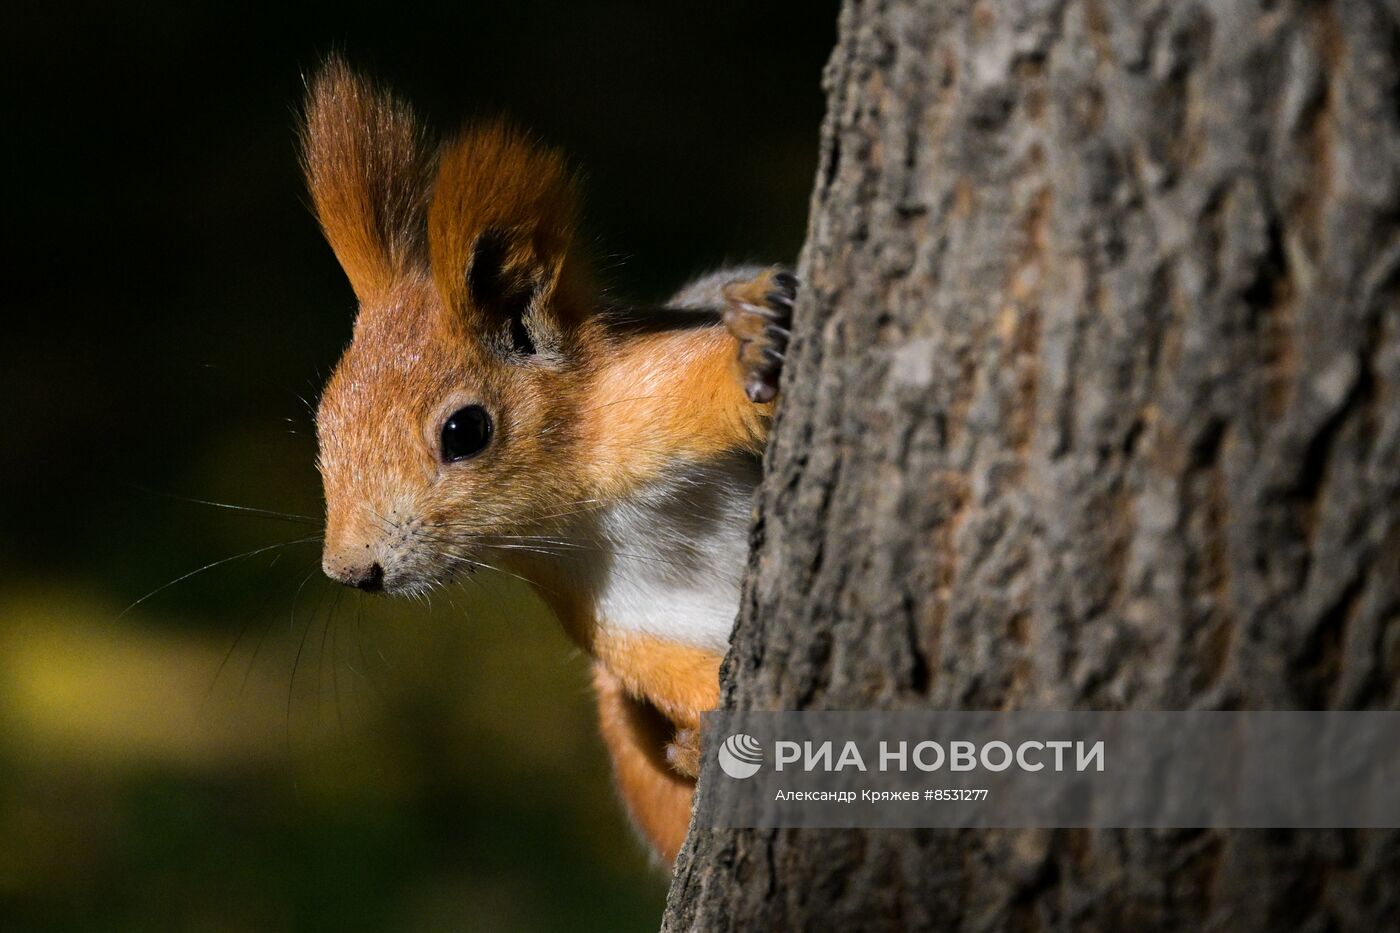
left=300, top=59, right=434, bottom=302
left=591, top=632, right=722, bottom=732
left=592, top=665, right=694, bottom=863
left=429, top=124, right=591, bottom=332
left=583, top=328, right=771, bottom=497
left=302, top=62, right=780, bottom=868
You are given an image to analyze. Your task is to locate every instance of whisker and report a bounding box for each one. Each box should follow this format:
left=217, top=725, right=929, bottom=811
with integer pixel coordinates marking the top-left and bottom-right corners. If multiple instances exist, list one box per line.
left=438, top=552, right=550, bottom=593
left=351, top=594, right=389, bottom=706
left=322, top=585, right=347, bottom=736
left=288, top=574, right=332, bottom=737
left=243, top=565, right=319, bottom=697
left=129, top=484, right=321, bottom=526
left=116, top=536, right=322, bottom=621
left=419, top=523, right=709, bottom=574
left=204, top=555, right=301, bottom=705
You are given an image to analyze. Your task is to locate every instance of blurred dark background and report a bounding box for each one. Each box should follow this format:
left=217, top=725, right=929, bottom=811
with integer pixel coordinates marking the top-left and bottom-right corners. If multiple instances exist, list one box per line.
left=1, top=2, right=833, bottom=929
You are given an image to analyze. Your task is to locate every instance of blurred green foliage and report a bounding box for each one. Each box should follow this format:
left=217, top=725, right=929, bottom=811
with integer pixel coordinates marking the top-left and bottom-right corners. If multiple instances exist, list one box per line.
left=2, top=1, right=832, bottom=929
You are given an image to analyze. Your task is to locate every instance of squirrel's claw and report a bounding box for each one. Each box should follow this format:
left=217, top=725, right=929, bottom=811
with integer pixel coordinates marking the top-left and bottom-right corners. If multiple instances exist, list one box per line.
left=723, top=267, right=796, bottom=404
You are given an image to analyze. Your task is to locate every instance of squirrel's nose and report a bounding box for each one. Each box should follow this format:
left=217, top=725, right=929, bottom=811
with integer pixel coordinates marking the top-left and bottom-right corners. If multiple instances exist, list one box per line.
left=350, top=562, right=385, bottom=592
left=326, top=559, right=385, bottom=592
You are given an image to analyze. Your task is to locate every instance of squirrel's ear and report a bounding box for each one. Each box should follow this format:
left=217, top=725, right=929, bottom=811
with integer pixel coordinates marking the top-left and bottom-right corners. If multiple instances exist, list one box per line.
left=300, top=58, right=434, bottom=303
left=429, top=124, right=588, bottom=359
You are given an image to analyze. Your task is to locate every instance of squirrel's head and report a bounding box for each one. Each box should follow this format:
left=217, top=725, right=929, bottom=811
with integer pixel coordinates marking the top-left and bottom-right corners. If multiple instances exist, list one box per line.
left=303, top=61, right=599, bottom=595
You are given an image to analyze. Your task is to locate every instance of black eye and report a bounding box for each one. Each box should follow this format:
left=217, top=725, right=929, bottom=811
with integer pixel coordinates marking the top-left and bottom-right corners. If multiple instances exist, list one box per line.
left=440, top=405, right=492, bottom=463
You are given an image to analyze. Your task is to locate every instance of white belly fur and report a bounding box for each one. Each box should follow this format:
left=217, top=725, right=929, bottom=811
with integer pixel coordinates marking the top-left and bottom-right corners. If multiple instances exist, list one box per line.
left=578, top=454, right=759, bottom=654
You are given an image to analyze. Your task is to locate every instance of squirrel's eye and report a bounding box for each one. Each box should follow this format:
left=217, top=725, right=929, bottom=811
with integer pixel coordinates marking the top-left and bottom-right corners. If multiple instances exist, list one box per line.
left=440, top=405, right=492, bottom=463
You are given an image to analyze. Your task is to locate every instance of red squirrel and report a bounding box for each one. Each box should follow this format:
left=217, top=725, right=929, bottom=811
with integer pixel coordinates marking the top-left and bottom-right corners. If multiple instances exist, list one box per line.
left=301, top=60, right=792, bottom=864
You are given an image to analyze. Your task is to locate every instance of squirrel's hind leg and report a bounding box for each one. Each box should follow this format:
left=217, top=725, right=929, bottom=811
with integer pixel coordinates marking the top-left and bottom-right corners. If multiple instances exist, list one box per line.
left=592, top=663, right=695, bottom=866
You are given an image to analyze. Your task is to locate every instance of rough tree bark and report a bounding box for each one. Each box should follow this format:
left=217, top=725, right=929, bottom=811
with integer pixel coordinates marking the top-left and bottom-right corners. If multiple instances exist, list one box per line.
left=663, top=1, right=1400, bottom=930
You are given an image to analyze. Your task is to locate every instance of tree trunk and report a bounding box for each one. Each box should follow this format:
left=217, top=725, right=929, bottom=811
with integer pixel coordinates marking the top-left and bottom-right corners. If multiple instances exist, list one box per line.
left=663, top=0, right=1400, bottom=929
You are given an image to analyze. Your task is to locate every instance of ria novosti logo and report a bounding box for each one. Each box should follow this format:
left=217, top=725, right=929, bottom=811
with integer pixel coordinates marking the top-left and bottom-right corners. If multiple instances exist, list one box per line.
left=717, top=733, right=764, bottom=779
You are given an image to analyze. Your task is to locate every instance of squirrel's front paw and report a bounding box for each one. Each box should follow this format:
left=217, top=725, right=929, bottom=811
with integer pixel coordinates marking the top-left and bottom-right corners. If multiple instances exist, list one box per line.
left=722, top=267, right=796, bottom=404
left=665, top=727, right=702, bottom=779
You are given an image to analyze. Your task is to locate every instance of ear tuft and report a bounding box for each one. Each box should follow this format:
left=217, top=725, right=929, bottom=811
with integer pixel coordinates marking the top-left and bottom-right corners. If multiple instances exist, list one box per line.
left=429, top=123, right=586, bottom=355
left=300, top=58, right=435, bottom=302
